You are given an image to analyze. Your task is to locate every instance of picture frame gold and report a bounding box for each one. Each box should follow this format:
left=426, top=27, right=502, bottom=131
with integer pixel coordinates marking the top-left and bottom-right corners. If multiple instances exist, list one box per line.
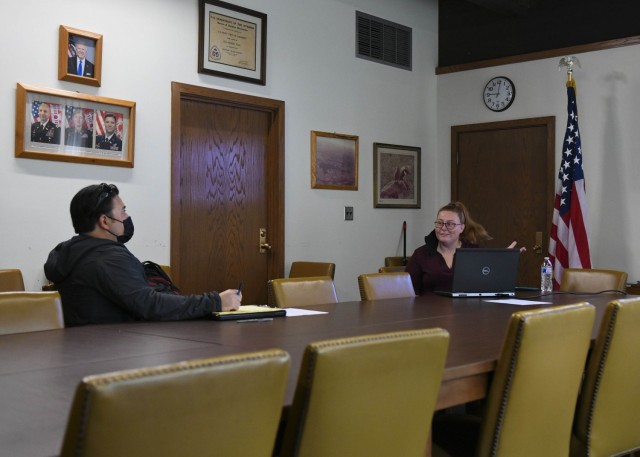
left=373, top=143, right=421, bottom=208
left=311, top=131, right=359, bottom=191
left=198, top=0, right=267, bottom=85
left=58, top=25, right=103, bottom=87
left=16, top=83, right=135, bottom=168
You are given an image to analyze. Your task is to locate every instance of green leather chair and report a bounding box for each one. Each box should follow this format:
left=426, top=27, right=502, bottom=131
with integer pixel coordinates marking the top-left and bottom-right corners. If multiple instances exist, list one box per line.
left=433, top=303, right=595, bottom=457
left=560, top=268, right=628, bottom=294
left=270, top=276, right=338, bottom=308
left=357, top=272, right=416, bottom=300
left=0, top=269, right=25, bottom=292
left=0, top=291, right=64, bottom=335
left=570, top=297, right=640, bottom=457
left=60, top=349, right=290, bottom=457
left=279, top=328, right=449, bottom=457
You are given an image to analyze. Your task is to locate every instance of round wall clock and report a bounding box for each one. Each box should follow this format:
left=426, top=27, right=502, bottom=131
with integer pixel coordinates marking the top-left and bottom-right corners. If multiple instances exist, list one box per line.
left=483, top=76, right=515, bottom=112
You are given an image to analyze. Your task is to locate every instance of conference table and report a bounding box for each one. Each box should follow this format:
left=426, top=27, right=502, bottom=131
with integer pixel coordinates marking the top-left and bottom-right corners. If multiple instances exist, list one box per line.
left=0, top=292, right=616, bottom=456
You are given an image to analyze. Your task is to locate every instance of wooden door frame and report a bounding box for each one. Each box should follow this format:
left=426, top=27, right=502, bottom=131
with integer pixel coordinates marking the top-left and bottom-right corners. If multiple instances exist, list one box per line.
left=170, top=82, right=285, bottom=283
left=451, top=116, right=556, bottom=251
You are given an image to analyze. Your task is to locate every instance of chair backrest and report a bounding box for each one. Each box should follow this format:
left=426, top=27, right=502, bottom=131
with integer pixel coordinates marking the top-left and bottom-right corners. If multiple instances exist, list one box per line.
left=358, top=272, right=416, bottom=300
left=559, top=268, right=627, bottom=293
left=476, top=303, right=595, bottom=457
left=271, top=276, right=338, bottom=308
left=159, top=264, right=172, bottom=279
left=378, top=265, right=406, bottom=273
left=60, top=349, right=290, bottom=457
left=0, top=291, right=64, bottom=335
left=0, top=269, right=25, bottom=292
left=279, top=328, right=449, bottom=457
left=571, top=298, right=640, bottom=457
left=384, top=256, right=410, bottom=267
left=289, top=261, right=336, bottom=280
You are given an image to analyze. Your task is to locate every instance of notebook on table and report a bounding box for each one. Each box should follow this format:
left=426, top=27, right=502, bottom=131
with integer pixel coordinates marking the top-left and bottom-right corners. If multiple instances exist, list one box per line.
left=211, top=305, right=286, bottom=321
left=435, top=248, right=520, bottom=297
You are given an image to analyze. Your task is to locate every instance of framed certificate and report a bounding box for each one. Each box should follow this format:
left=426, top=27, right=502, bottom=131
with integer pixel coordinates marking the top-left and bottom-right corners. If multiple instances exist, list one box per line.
left=198, top=0, right=267, bottom=85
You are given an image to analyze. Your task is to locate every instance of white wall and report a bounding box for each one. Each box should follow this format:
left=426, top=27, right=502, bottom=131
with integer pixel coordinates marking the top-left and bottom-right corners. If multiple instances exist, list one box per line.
left=437, top=46, right=640, bottom=284
left=0, top=0, right=438, bottom=300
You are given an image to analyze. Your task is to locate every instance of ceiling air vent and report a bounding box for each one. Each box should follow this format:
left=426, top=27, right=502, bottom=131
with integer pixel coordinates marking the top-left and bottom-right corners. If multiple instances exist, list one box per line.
left=356, top=11, right=412, bottom=70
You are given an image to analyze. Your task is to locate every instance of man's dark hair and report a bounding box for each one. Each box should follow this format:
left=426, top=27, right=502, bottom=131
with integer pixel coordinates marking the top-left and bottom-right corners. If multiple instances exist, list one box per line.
left=70, top=183, right=119, bottom=234
left=104, top=113, right=117, bottom=122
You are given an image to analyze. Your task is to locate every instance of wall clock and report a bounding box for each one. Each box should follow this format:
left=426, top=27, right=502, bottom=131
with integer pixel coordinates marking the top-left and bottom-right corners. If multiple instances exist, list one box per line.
left=483, top=76, right=515, bottom=112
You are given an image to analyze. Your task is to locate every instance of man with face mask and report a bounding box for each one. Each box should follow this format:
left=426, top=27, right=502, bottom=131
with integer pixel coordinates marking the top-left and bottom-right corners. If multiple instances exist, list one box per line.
left=44, top=183, right=241, bottom=326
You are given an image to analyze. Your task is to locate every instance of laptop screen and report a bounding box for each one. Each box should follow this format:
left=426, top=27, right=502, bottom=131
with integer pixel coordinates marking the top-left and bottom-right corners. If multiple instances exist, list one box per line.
left=439, top=248, right=521, bottom=297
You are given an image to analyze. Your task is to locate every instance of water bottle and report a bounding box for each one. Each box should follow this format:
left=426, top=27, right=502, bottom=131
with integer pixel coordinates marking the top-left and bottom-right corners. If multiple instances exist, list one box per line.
left=541, top=257, right=553, bottom=293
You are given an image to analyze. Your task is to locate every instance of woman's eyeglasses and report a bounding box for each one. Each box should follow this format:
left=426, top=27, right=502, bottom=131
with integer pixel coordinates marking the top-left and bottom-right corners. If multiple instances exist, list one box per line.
left=434, top=221, right=462, bottom=230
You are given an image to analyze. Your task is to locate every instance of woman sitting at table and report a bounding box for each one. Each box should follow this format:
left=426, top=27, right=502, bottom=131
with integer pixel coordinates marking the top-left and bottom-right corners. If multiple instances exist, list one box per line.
left=406, top=201, right=522, bottom=295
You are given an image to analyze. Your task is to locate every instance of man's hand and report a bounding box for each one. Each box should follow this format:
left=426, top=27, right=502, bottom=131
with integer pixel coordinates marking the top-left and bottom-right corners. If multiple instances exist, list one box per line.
left=219, top=289, right=242, bottom=311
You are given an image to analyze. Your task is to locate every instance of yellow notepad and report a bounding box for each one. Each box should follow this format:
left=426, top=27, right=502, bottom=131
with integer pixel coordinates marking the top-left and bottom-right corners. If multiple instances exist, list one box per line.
left=211, top=305, right=286, bottom=321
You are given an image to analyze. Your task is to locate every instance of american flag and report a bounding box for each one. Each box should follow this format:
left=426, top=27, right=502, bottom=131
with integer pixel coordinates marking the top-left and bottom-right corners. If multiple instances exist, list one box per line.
left=65, top=106, right=93, bottom=130
left=95, top=110, right=124, bottom=138
left=548, top=79, right=591, bottom=289
left=31, top=101, right=63, bottom=126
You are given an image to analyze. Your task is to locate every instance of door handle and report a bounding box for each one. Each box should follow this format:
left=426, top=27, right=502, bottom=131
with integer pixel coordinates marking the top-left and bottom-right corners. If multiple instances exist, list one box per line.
left=259, top=228, right=271, bottom=254
left=534, top=231, right=543, bottom=254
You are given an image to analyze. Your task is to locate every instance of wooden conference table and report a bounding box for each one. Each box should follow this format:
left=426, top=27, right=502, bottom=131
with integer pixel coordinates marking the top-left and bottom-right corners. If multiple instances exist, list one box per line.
left=0, top=292, right=614, bottom=456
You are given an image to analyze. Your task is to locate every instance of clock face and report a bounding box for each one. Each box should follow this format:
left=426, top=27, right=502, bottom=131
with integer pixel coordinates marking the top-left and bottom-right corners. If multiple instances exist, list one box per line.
left=483, top=77, right=515, bottom=112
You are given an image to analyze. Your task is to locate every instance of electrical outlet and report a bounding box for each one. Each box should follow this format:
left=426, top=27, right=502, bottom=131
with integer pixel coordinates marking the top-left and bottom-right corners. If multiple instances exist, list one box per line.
left=344, top=206, right=354, bottom=221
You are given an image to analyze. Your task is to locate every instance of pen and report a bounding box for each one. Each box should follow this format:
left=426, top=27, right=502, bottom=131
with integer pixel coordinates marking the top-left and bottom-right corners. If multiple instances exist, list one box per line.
left=237, top=281, right=243, bottom=295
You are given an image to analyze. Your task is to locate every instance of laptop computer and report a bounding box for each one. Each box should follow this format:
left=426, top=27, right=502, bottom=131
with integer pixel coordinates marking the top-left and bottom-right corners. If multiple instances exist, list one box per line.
left=435, top=248, right=520, bottom=297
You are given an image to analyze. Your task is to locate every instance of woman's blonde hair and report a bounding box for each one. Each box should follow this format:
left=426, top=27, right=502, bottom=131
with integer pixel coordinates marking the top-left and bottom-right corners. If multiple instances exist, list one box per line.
left=437, top=201, right=492, bottom=245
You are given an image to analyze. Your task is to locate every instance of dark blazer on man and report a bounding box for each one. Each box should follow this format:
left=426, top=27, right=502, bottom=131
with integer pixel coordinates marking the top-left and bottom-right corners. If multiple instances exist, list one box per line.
left=67, top=57, right=95, bottom=77
left=95, top=134, right=123, bottom=151
left=31, top=121, right=61, bottom=144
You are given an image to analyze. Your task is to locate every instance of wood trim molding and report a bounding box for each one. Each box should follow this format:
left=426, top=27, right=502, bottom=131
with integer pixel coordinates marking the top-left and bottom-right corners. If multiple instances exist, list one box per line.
left=436, top=35, right=640, bottom=75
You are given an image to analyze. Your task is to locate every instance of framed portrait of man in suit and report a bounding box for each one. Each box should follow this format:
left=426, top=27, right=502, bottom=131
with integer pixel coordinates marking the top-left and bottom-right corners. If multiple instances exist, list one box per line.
left=58, top=25, right=103, bottom=87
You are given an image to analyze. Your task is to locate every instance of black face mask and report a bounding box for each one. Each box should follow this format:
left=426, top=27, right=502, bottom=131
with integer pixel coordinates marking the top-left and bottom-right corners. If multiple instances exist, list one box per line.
left=106, top=216, right=135, bottom=243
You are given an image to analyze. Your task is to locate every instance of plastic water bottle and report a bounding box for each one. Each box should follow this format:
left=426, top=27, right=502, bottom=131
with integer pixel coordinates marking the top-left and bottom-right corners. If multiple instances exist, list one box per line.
left=541, top=257, right=553, bottom=293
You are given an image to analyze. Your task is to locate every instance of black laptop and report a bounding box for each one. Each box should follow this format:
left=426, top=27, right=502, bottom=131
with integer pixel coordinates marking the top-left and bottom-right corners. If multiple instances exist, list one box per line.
left=435, top=248, right=520, bottom=297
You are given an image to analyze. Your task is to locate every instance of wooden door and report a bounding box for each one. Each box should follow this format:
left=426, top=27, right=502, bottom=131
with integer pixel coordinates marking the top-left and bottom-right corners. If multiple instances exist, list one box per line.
left=452, top=117, right=555, bottom=287
left=170, top=83, right=284, bottom=304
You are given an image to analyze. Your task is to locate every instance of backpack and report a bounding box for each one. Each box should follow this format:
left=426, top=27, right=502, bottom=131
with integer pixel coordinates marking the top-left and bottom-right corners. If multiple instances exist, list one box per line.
left=142, top=261, right=181, bottom=295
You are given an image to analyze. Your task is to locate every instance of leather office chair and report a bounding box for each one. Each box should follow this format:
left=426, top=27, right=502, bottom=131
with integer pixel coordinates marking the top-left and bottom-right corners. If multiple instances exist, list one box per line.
left=378, top=265, right=406, bottom=273
left=159, top=264, right=172, bottom=279
left=0, top=269, right=25, bottom=292
left=289, top=261, right=336, bottom=280
left=0, top=291, right=64, bottom=335
left=433, top=303, right=595, bottom=457
left=570, top=298, right=640, bottom=457
left=60, top=349, right=290, bottom=457
left=267, top=261, right=336, bottom=306
left=270, top=276, right=338, bottom=308
left=279, top=328, right=449, bottom=457
left=384, top=256, right=410, bottom=267
left=560, top=268, right=628, bottom=294
left=358, top=272, right=416, bottom=300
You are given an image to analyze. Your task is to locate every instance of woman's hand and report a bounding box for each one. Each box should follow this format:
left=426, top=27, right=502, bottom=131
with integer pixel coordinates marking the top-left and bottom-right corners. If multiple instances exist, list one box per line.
left=507, top=241, right=527, bottom=253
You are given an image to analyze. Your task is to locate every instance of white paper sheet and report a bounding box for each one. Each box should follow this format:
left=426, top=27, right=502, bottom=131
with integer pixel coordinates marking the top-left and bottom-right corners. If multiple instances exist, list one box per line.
left=284, top=308, right=329, bottom=317
left=484, top=299, right=552, bottom=306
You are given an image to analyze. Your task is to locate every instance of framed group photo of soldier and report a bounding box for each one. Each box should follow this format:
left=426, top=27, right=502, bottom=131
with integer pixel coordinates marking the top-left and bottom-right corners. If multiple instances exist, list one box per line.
left=373, top=143, right=421, bottom=208
left=58, top=25, right=103, bottom=87
left=198, top=0, right=267, bottom=85
left=15, top=83, right=135, bottom=168
left=311, top=131, right=359, bottom=191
